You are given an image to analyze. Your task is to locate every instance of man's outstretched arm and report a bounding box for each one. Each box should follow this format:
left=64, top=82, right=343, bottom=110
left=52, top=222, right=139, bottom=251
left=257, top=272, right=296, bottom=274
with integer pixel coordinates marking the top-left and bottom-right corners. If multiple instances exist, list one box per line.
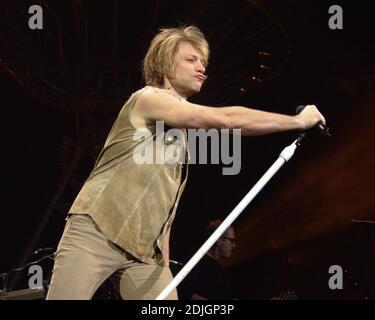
left=131, top=90, right=326, bottom=135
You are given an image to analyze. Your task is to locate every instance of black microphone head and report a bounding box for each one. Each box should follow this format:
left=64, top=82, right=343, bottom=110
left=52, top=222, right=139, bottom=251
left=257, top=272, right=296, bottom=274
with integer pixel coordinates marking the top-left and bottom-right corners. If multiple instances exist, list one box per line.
left=295, top=105, right=306, bottom=114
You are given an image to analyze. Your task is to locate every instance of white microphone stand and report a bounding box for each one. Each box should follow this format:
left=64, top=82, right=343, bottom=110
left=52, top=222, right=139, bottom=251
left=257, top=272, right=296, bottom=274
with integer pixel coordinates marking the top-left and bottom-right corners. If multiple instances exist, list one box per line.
left=156, top=133, right=305, bottom=300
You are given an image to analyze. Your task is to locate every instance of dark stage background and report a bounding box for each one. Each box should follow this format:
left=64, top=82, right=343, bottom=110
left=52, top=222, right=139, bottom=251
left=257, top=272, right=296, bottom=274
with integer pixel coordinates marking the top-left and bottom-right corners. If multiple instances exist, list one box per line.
left=1, top=0, right=374, bottom=299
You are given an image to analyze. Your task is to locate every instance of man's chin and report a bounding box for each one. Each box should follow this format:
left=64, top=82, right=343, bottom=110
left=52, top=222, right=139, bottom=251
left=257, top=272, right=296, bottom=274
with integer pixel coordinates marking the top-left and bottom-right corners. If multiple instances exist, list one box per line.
left=189, top=84, right=202, bottom=96
left=180, top=83, right=202, bottom=98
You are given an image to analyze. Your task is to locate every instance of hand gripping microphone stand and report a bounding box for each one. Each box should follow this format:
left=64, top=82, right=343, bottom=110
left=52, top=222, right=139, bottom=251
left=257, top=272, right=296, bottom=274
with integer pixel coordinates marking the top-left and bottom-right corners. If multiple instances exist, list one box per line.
left=156, top=107, right=330, bottom=300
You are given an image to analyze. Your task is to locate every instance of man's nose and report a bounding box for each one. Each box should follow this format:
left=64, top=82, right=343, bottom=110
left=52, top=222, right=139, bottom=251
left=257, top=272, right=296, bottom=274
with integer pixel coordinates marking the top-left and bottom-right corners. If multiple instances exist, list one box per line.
left=197, top=61, right=205, bottom=74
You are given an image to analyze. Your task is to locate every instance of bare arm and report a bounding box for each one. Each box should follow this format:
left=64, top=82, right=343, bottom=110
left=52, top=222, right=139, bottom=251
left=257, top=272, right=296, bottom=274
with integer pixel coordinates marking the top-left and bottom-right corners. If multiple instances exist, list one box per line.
left=132, top=90, right=326, bottom=136
left=221, top=106, right=304, bottom=136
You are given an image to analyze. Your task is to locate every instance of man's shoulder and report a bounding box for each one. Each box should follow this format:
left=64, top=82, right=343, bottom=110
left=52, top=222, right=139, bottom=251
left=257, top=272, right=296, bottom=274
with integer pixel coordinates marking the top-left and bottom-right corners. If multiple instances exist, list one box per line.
left=137, top=86, right=183, bottom=102
left=122, top=86, right=162, bottom=111
left=131, top=86, right=185, bottom=117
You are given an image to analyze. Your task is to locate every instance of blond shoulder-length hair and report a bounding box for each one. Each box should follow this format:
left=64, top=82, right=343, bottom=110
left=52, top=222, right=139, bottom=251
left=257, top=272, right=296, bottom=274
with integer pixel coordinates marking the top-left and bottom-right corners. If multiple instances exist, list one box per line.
left=142, top=26, right=209, bottom=88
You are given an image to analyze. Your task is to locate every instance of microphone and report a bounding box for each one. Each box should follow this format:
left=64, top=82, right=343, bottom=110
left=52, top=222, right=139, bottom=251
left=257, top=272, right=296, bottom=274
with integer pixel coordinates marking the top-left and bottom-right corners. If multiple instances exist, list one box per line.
left=296, top=105, right=331, bottom=137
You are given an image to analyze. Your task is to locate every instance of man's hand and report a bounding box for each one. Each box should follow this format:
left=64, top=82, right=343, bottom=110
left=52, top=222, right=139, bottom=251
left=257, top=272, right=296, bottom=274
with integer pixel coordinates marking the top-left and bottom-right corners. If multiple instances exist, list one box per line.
left=296, top=104, right=326, bottom=130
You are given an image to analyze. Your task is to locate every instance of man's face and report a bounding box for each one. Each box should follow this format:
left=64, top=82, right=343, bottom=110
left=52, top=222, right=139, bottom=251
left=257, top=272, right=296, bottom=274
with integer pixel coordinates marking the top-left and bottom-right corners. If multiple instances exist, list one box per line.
left=170, top=41, right=207, bottom=97
left=219, top=227, right=236, bottom=259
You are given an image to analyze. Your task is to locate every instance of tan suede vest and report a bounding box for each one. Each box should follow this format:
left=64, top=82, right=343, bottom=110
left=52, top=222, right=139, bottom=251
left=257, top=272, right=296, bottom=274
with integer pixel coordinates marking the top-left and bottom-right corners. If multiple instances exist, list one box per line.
left=69, top=86, right=189, bottom=264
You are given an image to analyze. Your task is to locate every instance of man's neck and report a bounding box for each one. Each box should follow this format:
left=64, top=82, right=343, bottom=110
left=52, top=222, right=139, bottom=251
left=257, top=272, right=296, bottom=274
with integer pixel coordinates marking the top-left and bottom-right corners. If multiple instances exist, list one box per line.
left=162, top=78, right=188, bottom=100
